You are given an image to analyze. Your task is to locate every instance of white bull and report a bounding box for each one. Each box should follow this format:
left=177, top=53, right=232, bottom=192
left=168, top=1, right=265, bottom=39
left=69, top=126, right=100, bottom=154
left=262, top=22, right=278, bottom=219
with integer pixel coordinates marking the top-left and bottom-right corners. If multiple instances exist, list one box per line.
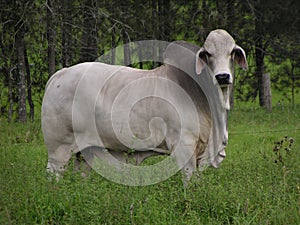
left=41, top=29, right=247, bottom=184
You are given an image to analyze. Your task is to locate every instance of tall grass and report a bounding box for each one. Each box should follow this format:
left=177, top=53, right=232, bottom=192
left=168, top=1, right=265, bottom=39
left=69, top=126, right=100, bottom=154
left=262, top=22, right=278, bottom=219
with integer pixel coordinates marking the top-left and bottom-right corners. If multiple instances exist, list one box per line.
left=0, top=106, right=299, bottom=224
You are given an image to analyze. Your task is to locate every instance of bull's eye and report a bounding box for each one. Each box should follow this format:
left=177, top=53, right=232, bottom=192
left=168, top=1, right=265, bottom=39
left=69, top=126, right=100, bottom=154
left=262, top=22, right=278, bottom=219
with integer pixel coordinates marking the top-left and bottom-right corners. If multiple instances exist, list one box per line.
left=199, top=50, right=211, bottom=59
left=199, top=50, right=211, bottom=64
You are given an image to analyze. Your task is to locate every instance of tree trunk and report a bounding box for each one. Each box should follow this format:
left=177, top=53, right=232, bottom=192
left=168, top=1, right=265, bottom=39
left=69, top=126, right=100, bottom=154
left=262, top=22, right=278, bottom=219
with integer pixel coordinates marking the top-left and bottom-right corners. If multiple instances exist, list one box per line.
left=111, top=27, right=116, bottom=65
left=216, top=0, right=225, bottom=27
left=122, top=30, right=131, bottom=66
left=15, top=28, right=27, bottom=122
left=262, top=73, right=272, bottom=112
left=47, top=0, right=56, bottom=77
left=110, top=2, right=117, bottom=65
left=202, top=0, right=208, bottom=22
left=80, top=0, right=98, bottom=62
left=24, top=44, right=34, bottom=121
left=255, top=43, right=265, bottom=107
left=151, top=0, right=159, bottom=68
left=8, top=67, right=15, bottom=123
left=61, top=0, right=73, bottom=67
left=152, top=0, right=158, bottom=39
left=225, top=0, right=235, bottom=36
left=201, top=0, right=209, bottom=41
left=255, top=42, right=265, bottom=107
left=254, top=9, right=267, bottom=108
left=137, top=41, right=143, bottom=69
left=161, top=0, right=171, bottom=41
left=230, top=84, right=235, bottom=109
left=226, top=0, right=235, bottom=108
left=120, top=1, right=131, bottom=66
left=290, top=61, right=295, bottom=108
left=157, top=0, right=170, bottom=62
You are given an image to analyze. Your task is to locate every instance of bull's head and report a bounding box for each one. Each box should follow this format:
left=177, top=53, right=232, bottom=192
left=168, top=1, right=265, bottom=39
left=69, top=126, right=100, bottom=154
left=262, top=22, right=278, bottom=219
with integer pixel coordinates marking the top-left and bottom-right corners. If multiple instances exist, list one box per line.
left=196, top=29, right=248, bottom=109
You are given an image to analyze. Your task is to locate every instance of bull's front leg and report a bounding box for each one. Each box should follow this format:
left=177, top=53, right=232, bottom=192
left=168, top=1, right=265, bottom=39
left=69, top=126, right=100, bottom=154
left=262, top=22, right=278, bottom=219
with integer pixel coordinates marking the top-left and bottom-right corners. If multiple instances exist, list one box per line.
left=181, top=138, right=207, bottom=186
left=170, top=133, right=200, bottom=186
left=181, top=154, right=197, bottom=186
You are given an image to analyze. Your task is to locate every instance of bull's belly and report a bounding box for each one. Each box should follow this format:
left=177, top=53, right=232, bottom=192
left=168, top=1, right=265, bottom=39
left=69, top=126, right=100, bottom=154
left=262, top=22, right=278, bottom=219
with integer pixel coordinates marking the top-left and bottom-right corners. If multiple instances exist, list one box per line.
left=95, top=119, right=180, bottom=153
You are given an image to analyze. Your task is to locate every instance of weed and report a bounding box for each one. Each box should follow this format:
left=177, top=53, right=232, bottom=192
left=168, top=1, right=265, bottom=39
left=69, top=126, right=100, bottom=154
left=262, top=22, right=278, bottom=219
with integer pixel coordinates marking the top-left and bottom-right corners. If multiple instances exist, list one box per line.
left=273, top=136, right=295, bottom=165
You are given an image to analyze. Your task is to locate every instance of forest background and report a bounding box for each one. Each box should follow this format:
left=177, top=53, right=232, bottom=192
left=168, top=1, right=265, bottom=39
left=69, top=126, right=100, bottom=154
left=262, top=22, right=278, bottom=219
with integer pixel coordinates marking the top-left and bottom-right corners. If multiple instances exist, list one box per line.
left=0, top=0, right=299, bottom=122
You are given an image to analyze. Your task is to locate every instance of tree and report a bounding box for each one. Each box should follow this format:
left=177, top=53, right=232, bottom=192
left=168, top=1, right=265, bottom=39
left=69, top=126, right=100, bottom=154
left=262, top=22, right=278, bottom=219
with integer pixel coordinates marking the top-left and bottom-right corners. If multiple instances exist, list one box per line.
left=46, top=0, right=56, bottom=77
left=267, top=1, right=300, bottom=107
left=253, top=3, right=268, bottom=109
left=120, top=0, right=132, bottom=66
left=0, top=0, right=300, bottom=122
left=80, top=0, right=98, bottom=62
left=15, top=22, right=27, bottom=122
left=0, top=3, right=16, bottom=121
left=61, top=0, right=73, bottom=67
left=24, top=44, right=34, bottom=121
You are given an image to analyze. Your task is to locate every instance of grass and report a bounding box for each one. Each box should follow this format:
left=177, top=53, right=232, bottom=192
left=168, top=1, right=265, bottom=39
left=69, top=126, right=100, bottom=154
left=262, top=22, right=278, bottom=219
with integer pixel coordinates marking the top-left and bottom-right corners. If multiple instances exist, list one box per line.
left=0, top=106, right=299, bottom=224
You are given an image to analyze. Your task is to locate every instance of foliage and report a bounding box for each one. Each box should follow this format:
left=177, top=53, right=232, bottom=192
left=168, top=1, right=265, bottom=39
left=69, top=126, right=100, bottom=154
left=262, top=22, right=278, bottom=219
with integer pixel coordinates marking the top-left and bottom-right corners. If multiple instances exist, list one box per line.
left=0, top=0, right=300, bottom=120
left=0, top=108, right=299, bottom=224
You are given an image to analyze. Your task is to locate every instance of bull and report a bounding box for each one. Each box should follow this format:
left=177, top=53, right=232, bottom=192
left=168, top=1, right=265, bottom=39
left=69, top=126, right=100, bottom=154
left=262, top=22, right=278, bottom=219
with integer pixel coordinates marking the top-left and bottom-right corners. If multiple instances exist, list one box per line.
left=41, top=29, right=247, bottom=185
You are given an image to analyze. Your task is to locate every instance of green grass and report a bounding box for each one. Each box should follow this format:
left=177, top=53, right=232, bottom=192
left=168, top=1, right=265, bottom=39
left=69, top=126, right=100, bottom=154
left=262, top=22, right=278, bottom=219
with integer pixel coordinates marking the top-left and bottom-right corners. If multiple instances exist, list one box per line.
left=0, top=106, right=299, bottom=224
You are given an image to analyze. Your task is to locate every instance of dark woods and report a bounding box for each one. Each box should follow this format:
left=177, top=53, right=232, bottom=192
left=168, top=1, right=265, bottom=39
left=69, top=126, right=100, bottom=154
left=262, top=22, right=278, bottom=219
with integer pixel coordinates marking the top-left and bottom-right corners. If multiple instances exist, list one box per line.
left=0, top=0, right=299, bottom=122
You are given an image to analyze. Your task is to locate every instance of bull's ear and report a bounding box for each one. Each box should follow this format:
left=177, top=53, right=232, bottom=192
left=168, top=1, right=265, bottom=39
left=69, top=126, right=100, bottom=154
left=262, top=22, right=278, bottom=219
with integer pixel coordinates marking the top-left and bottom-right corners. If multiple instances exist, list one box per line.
left=233, top=45, right=248, bottom=71
left=195, top=48, right=207, bottom=75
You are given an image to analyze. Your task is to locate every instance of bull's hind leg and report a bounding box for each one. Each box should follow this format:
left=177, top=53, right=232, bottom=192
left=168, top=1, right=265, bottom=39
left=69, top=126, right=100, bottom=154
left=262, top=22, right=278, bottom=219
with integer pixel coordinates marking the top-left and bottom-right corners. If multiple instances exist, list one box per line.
left=42, top=114, right=77, bottom=176
left=74, top=152, right=92, bottom=177
left=47, top=144, right=74, bottom=174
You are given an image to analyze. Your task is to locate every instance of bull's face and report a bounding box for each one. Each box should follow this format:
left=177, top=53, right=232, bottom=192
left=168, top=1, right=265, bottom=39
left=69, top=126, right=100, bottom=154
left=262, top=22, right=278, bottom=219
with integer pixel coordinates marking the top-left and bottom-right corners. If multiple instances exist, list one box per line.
left=196, top=29, right=248, bottom=87
left=195, top=29, right=248, bottom=109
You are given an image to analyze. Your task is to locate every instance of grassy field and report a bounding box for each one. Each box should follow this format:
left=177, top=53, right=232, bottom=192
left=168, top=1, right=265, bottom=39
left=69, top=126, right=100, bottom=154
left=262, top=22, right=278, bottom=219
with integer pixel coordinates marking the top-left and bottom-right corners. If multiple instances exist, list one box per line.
left=0, top=106, right=299, bottom=224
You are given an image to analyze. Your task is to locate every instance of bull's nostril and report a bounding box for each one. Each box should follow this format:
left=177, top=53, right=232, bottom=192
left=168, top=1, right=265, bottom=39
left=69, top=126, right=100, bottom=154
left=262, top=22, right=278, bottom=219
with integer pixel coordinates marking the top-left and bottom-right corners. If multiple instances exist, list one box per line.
left=215, top=73, right=231, bottom=85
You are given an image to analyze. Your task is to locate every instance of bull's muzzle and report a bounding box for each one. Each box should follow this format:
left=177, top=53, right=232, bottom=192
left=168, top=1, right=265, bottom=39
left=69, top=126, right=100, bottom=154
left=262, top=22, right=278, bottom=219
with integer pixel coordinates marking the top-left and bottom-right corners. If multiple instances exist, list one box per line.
left=215, top=73, right=231, bottom=85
